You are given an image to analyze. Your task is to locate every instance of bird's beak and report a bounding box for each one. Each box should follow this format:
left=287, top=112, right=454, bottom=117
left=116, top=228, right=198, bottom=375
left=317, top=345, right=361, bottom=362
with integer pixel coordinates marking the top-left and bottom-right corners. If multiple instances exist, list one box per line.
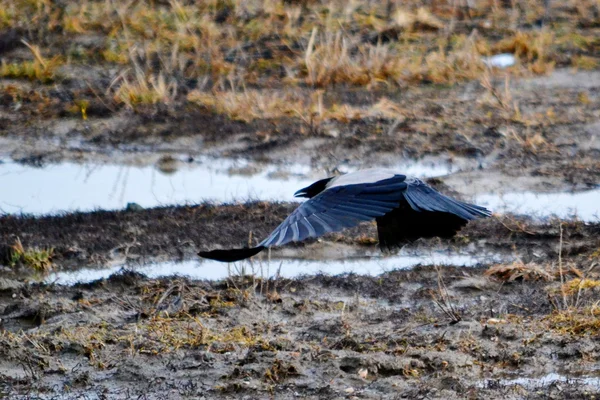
left=294, top=186, right=310, bottom=197
left=294, top=189, right=307, bottom=198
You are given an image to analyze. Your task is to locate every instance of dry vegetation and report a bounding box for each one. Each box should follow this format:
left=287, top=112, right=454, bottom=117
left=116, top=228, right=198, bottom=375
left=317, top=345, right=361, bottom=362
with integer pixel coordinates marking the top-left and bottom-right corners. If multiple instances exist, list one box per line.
left=1, top=197, right=599, bottom=398
left=483, top=222, right=600, bottom=338
left=1, top=0, right=599, bottom=113
left=5, top=238, right=54, bottom=274
left=3, top=256, right=600, bottom=398
left=1, top=0, right=599, bottom=169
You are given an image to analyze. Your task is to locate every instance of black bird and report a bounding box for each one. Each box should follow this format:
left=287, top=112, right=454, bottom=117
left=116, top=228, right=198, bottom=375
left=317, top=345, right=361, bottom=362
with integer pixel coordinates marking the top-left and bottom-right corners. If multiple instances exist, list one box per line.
left=198, top=169, right=491, bottom=262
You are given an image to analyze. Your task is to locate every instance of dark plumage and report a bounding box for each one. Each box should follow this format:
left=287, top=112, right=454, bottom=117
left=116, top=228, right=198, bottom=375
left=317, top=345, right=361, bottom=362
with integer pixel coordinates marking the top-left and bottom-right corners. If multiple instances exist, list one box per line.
left=198, top=169, right=491, bottom=262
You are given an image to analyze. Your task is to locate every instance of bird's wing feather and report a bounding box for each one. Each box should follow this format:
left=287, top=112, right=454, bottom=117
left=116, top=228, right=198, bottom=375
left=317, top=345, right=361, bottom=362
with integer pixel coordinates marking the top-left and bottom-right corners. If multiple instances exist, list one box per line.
left=402, top=179, right=491, bottom=219
left=375, top=179, right=491, bottom=251
left=259, top=175, right=407, bottom=248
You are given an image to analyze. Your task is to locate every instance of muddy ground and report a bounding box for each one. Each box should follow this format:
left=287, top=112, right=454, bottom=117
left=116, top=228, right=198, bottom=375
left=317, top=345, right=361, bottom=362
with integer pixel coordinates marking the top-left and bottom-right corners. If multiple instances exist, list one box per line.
left=1, top=67, right=600, bottom=399
left=1, top=66, right=599, bottom=204
left=2, top=69, right=600, bottom=193
left=2, top=0, right=600, bottom=398
left=3, top=264, right=600, bottom=399
left=1, top=206, right=600, bottom=399
left=0, top=203, right=598, bottom=274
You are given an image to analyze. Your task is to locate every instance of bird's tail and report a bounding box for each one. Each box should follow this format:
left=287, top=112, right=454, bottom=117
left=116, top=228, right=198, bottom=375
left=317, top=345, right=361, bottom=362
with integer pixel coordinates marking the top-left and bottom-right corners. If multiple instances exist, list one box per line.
left=198, top=246, right=265, bottom=262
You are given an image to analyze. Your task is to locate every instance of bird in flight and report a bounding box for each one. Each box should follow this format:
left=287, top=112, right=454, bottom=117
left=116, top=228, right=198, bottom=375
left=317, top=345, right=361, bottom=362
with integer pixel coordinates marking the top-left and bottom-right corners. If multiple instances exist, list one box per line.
left=198, top=169, right=491, bottom=262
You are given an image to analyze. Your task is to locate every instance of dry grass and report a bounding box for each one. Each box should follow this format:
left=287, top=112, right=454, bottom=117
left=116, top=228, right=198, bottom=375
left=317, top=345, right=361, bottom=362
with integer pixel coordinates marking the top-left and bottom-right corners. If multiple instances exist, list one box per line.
left=0, top=280, right=277, bottom=368
left=562, top=278, right=600, bottom=296
left=572, top=55, right=599, bottom=70
left=0, top=40, right=62, bottom=83
left=490, top=30, right=556, bottom=74
left=2, top=0, right=597, bottom=106
left=299, top=29, right=405, bottom=87
left=485, top=261, right=554, bottom=282
left=0, top=312, right=268, bottom=366
left=296, top=28, right=494, bottom=87
left=263, top=358, right=300, bottom=383
left=6, top=238, right=54, bottom=274
left=545, top=306, right=600, bottom=336
left=112, top=71, right=178, bottom=108
left=542, top=223, right=600, bottom=335
left=479, top=72, right=521, bottom=120
left=187, top=88, right=406, bottom=123
left=429, top=266, right=461, bottom=324
left=188, top=89, right=305, bottom=122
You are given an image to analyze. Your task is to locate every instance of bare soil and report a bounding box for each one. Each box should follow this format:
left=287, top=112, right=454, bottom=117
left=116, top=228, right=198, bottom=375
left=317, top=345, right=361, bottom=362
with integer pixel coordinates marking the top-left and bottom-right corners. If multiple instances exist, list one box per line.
left=2, top=70, right=600, bottom=192
left=2, top=266, right=600, bottom=399
left=1, top=203, right=600, bottom=398
left=0, top=203, right=598, bottom=274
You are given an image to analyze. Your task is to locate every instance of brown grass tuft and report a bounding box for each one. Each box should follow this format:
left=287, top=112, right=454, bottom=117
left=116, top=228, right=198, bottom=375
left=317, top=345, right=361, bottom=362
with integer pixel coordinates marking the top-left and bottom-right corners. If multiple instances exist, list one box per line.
left=485, top=261, right=554, bottom=282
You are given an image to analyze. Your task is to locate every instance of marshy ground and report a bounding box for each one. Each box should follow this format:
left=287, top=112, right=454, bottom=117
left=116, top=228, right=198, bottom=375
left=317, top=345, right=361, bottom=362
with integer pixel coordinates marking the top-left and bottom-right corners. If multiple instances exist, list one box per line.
left=1, top=0, right=600, bottom=398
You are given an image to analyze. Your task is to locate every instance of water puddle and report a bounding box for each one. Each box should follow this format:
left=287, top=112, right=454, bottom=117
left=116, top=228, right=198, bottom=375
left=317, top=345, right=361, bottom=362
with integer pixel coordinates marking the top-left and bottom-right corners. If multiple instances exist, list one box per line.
left=478, top=372, right=600, bottom=389
left=0, top=157, right=452, bottom=215
left=482, top=53, right=516, bottom=69
left=476, top=188, right=600, bottom=222
left=2, top=156, right=596, bottom=221
left=46, top=250, right=508, bottom=285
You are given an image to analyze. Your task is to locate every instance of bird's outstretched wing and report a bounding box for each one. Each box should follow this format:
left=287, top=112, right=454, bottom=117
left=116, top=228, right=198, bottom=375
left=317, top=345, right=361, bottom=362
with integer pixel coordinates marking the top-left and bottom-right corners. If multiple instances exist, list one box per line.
left=376, top=178, right=491, bottom=250
left=259, top=175, right=408, bottom=247
left=402, top=179, right=491, bottom=219
left=198, top=176, right=492, bottom=262
left=199, top=175, right=408, bottom=262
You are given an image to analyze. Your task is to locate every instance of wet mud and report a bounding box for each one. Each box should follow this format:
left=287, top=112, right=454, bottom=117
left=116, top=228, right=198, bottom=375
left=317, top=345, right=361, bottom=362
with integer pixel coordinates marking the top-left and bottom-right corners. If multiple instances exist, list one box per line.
left=2, top=73, right=600, bottom=395
left=0, top=202, right=598, bottom=275
left=1, top=72, right=600, bottom=397
left=1, top=69, right=600, bottom=191
left=3, top=266, right=600, bottom=399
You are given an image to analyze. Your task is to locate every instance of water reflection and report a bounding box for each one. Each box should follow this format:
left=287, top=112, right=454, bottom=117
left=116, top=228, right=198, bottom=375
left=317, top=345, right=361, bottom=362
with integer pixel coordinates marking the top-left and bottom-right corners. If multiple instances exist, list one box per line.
left=476, top=189, right=600, bottom=221
left=478, top=372, right=600, bottom=389
left=2, top=157, right=597, bottom=221
left=0, top=158, right=452, bottom=215
left=47, top=250, right=508, bottom=285
left=0, top=158, right=312, bottom=214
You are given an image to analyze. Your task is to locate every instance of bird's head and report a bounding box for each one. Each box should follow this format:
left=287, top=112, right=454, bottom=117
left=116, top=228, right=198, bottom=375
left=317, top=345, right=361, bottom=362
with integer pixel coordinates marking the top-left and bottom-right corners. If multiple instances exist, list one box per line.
left=294, top=177, right=334, bottom=199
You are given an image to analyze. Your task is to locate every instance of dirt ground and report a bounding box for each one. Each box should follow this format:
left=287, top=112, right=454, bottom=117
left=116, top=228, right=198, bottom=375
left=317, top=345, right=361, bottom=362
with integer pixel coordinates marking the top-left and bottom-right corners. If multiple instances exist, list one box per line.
left=0, top=204, right=598, bottom=274
left=2, top=0, right=600, bottom=398
left=2, top=265, right=600, bottom=399
left=2, top=69, right=600, bottom=192
left=1, top=202, right=600, bottom=400
left=2, top=71, right=600, bottom=399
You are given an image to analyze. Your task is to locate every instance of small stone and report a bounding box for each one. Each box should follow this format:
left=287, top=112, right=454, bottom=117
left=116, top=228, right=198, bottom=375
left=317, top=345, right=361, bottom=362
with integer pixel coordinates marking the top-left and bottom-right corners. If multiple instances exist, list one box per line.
left=126, top=202, right=144, bottom=211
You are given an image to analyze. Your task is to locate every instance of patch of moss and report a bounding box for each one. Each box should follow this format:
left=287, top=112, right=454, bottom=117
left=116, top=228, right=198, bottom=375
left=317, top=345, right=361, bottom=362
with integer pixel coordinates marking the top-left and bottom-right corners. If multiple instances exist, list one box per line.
left=544, top=307, right=600, bottom=336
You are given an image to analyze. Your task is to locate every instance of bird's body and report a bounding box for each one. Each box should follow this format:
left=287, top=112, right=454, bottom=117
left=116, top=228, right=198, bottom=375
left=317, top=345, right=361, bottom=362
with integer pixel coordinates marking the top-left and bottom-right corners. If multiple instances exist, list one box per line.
left=199, top=169, right=491, bottom=262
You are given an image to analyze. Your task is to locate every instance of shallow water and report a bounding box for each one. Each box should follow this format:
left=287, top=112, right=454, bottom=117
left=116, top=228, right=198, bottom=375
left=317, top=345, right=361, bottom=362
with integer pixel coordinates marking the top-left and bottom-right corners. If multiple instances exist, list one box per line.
left=2, top=157, right=597, bottom=221
left=46, top=250, right=508, bottom=285
left=476, top=188, right=600, bottom=221
left=479, top=372, right=600, bottom=389
left=0, top=158, right=452, bottom=215
left=482, top=53, right=516, bottom=68
left=0, top=158, right=311, bottom=214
